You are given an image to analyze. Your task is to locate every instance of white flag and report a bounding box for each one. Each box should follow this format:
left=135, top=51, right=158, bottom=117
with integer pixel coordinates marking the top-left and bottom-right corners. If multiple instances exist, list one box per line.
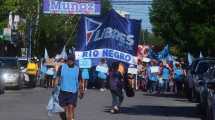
left=61, top=46, right=68, bottom=60
left=199, top=51, right=204, bottom=58
left=44, top=48, right=49, bottom=60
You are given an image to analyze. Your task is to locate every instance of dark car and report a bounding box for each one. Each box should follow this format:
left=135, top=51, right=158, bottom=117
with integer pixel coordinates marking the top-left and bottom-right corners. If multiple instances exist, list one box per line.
left=0, top=57, right=24, bottom=92
left=196, top=66, right=215, bottom=119
left=186, top=58, right=215, bottom=102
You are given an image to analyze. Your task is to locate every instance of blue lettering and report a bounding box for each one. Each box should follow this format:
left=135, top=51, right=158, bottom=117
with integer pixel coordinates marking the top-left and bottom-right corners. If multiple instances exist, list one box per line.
left=89, top=50, right=92, bottom=57
left=120, top=53, right=125, bottom=60
left=80, top=3, right=87, bottom=12
left=102, top=49, right=109, bottom=57
left=93, top=50, right=99, bottom=57
left=62, top=2, right=69, bottom=10
left=70, top=4, right=78, bottom=11
left=125, top=55, right=131, bottom=61
left=88, top=3, right=95, bottom=11
left=83, top=51, right=88, bottom=57
left=114, top=51, right=120, bottom=59
left=51, top=1, right=60, bottom=10
left=109, top=49, right=113, bottom=58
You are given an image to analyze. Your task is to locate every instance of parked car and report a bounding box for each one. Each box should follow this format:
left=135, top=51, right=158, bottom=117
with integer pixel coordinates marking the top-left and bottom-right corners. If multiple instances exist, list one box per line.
left=0, top=77, right=4, bottom=94
left=0, top=57, right=24, bottom=91
left=186, top=58, right=215, bottom=102
left=17, top=57, right=28, bottom=69
left=206, top=79, right=215, bottom=120
left=197, top=65, right=215, bottom=120
left=197, top=66, right=215, bottom=115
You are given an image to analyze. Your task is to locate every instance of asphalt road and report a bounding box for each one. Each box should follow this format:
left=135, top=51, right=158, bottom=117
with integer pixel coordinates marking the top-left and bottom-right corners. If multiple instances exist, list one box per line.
left=0, top=88, right=202, bottom=120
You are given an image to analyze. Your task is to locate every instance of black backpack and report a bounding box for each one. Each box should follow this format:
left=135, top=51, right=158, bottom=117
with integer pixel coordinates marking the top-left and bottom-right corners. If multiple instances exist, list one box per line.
left=124, top=73, right=135, bottom=97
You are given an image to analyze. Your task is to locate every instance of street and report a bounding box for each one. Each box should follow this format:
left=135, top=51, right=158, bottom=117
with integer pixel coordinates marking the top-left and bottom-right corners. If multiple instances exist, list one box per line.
left=0, top=88, right=202, bottom=120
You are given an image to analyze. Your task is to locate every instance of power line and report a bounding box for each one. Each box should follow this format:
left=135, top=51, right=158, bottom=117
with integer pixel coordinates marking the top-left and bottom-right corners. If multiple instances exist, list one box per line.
left=110, top=0, right=153, bottom=5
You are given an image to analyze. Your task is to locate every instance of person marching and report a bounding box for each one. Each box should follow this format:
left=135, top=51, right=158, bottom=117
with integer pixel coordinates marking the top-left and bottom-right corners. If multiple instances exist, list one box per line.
left=109, top=62, right=124, bottom=113
left=81, top=68, right=90, bottom=91
left=26, top=58, right=39, bottom=87
left=56, top=55, right=84, bottom=120
left=173, top=62, right=185, bottom=96
left=96, top=59, right=108, bottom=92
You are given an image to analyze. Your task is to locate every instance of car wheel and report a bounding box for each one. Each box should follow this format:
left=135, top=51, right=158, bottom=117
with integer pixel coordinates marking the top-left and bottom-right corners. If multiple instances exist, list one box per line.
left=29, top=80, right=36, bottom=88
left=192, top=88, right=200, bottom=102
left=0, top=87, right=5, bottom=94
left=206, top=106, right=213, bottom=120
left=17, top=78, right=24, bottom=90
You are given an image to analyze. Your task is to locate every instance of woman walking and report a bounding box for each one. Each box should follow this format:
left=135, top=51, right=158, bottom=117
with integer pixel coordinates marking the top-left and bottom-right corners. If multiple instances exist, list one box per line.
left=109, top=62, right=124, bottom=113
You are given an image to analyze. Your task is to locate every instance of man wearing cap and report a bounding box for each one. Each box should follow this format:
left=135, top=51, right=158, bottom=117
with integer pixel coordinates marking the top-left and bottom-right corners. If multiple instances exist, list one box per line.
left=56, top=55, right=84, bottom=120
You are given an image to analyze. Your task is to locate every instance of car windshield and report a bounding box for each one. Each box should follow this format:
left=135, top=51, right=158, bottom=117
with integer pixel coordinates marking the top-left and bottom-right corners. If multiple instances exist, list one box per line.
left=18, top=60, right=28, bottom=67
left=195, top=60, right=215, bottom=74
left=0, top=59, right=18, bottom=69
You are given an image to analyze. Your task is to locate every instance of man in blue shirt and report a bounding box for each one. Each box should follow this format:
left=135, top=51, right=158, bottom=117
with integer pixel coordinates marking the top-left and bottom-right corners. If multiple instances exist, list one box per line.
left=162, top=65, right=170, bottom=92
left=56, top=55, right=84, bottom=120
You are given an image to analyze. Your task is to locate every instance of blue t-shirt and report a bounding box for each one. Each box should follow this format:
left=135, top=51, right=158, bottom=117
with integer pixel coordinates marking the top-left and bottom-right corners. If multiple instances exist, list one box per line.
left=60, top=64, right=79, bottom=93
left=98, top=72, right=107, bottom=80
left=174, top=68, right=183, bottom=80
left=162, top=67, right=170, bottom=80
left=147, top=67, right=158, bottom=81
left=40, top=65, right=47, bottom=73
left=81, top=69, right=89, bottom=80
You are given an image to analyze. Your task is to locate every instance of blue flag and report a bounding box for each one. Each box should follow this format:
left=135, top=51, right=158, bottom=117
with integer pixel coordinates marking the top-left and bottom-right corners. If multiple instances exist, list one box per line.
left=148, top=45, right=169, bottom=60
left=188, top=52, right=194, bottom=66
left=75, top=9, right=141, bottom=65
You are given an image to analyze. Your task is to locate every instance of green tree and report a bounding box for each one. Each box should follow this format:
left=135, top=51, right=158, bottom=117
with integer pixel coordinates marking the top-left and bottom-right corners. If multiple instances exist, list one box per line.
left=36, top=0, right=112, bottom=57
left=0, top=0, right=112, bottom=57
left=150, top=0, right=215, bottom=57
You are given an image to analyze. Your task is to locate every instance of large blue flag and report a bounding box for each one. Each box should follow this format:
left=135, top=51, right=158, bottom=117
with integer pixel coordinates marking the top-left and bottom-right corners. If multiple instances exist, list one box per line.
left=75, top=9, right=141, bottom=65
left=148, top=45, right=169, bottom=60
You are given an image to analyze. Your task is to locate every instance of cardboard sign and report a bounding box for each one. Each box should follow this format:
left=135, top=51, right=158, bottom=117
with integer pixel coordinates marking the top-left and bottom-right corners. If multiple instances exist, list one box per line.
left=142, top=57, right=151, bottom=63
left=150, top=66, right=160, bottom=73
left=96, top=65, right=108, bottom=73
left=128, top=68, right=138, bottom=74
left=79, top=59, right=92, bottom=68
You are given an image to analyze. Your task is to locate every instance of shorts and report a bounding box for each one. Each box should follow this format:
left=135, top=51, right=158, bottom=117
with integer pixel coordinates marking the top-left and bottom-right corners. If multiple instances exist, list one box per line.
left=58, top=91, right=78, bottom=107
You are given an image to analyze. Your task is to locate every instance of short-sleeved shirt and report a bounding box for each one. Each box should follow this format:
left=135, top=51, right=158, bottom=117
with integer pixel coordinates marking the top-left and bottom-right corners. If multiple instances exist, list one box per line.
left=162, top=67, right=170, bottom=80
left=109, top=71, right=123, bottom=90
left=57, top=64, right=80, bottom=93
left=174, top=68, right=183, bottom=80
left=40, top=65, right=47, bottom=74
left=81, top=69, right=89, bottom=80
left=147, top=67, right=158, bottom=81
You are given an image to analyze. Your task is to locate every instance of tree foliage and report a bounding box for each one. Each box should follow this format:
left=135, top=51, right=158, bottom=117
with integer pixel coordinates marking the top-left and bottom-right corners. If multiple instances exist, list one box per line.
left=150, top=0, right=215, bottom=57
left=0, top=0, right=112, bottom=57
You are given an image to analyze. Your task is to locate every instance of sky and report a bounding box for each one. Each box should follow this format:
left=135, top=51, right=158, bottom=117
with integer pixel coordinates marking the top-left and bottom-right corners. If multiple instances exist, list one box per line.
left=111, top=0, right=152, bottom=31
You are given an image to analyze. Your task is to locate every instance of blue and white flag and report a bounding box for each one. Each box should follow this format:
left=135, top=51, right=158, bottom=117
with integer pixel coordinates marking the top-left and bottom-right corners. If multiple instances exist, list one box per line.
left=44, top=48, right=49, bottom=60
left=188, top=52, right=194, bottom=66
left=61, top=46, right=67, bottom=60
left=75, top=9, right=141, bottom=65
left=199, top=51, right=204, bottom=58
left=148, top=45, right=169, bottom=60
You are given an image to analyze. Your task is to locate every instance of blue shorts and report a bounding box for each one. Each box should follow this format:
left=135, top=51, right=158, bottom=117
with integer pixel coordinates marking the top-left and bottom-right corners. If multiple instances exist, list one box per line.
left=58, top=91, right=78, bottom=107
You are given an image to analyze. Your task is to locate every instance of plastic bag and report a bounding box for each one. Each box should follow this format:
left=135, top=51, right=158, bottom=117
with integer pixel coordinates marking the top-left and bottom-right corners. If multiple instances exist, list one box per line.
left=47, top=86, right=64, bottom=116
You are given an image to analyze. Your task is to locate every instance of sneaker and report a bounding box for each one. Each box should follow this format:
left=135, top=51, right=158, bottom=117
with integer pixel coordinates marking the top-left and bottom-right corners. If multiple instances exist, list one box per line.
left=114, top=106, right=119, bottom=112
left=110, top=109, right=115, bottom=113
left=100, top=88, right=105, bottom=92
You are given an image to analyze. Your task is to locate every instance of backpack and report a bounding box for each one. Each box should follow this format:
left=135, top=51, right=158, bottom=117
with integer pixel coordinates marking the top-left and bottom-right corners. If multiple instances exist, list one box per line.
left=124, top=73, right=135, bottom=97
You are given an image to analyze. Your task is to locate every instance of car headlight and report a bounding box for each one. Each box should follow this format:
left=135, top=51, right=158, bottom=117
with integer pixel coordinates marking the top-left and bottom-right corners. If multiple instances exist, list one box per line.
left=2, top=73, right=19, bottom=82
left=2, top=73, right=9, bottom=80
